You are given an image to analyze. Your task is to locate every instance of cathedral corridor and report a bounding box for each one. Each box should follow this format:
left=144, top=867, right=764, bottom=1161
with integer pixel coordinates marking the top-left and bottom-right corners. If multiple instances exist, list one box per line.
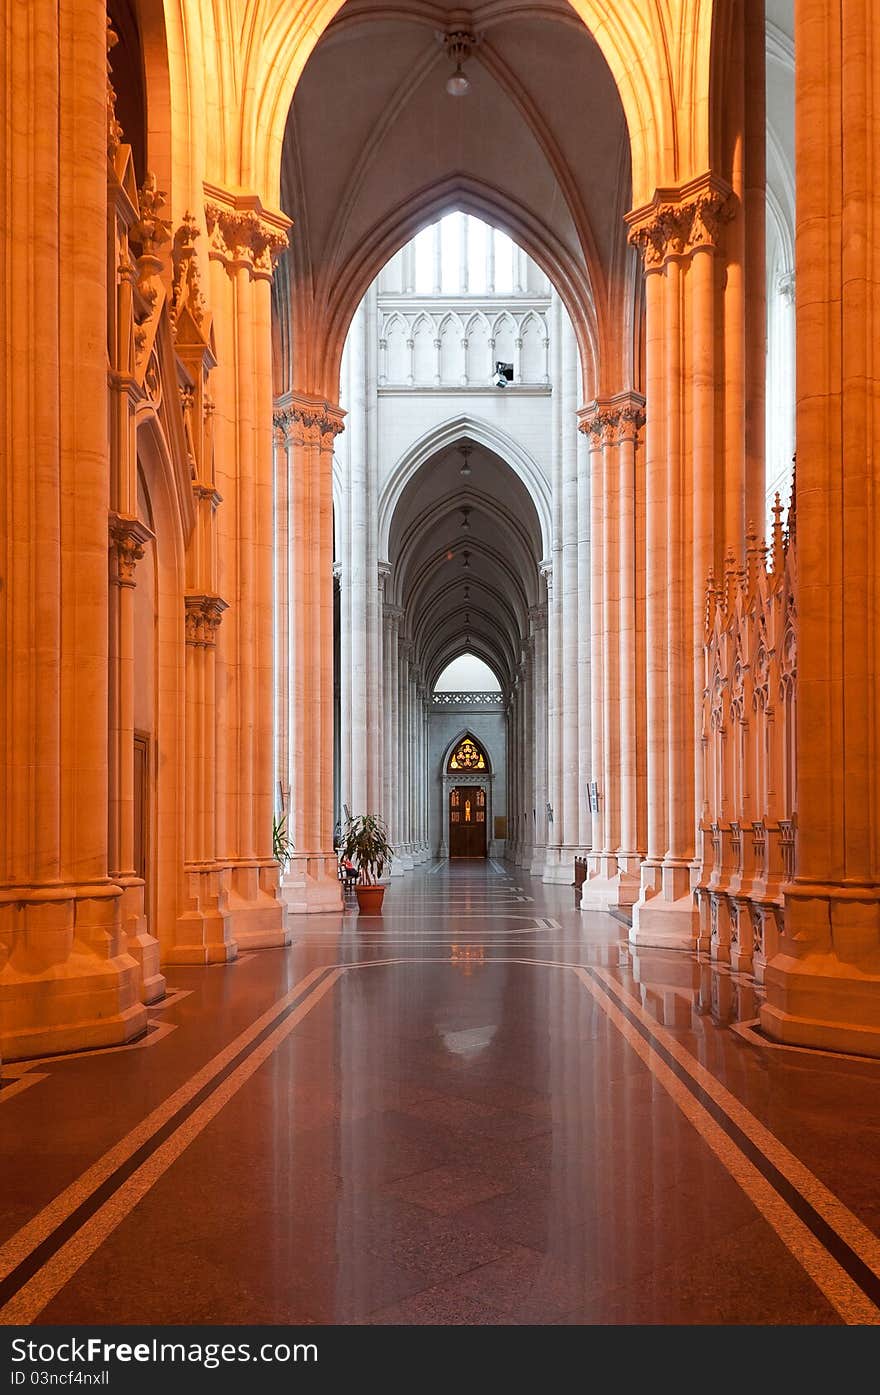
left=2, top=864, right=879, bottom=1327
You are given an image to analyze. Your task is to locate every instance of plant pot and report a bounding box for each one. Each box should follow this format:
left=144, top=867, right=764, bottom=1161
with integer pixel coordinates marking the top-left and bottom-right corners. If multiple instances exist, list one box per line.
left=355, top=884, right=386, bottom=915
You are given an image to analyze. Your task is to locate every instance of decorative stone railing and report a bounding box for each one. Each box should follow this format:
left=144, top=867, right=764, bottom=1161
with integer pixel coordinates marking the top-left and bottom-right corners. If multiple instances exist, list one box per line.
left=696, top=488, right=797, bottom=981
left=431, top=691, right=504, bottom=706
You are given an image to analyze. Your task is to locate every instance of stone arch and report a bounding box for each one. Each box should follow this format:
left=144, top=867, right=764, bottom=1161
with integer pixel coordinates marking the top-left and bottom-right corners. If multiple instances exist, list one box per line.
left=133, top=414, right=188, bottom=957
left=305, top=176, right=600, bottom=401
left=378, top=415, right=552, bottom=561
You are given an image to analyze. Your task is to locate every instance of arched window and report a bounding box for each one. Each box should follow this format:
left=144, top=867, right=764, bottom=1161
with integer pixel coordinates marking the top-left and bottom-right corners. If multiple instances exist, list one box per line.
left=447, top=734, right=489, bottom=772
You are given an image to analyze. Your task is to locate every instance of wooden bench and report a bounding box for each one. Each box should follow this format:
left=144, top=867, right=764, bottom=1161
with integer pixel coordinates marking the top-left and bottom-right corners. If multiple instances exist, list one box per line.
left=573, top=856, right=588, bottom=908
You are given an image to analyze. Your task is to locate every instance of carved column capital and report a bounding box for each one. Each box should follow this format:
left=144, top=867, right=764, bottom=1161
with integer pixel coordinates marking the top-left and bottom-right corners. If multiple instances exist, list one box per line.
left=578, top=391, right=646, bottom=445
left=109, top=513, right=154, bottom=587
left=274, top=392, right=346, bottom=450
left=185, top=593, right=228, bottom=647
left=626, top=173, right=736, bottom=269
left=204, top=184, right=291, bottom=282
left=384, top=603, right=404, bottom=630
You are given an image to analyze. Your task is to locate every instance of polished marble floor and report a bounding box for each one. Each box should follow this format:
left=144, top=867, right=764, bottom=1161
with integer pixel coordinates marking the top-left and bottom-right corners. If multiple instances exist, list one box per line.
left=2, top=861, right=880, bottom=1325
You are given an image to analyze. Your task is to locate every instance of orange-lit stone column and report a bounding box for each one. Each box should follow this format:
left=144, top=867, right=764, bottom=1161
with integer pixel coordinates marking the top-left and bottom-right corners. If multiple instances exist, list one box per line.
left=761, top=0, right=880, bottom=1055
left=205, top=189, right=290, bottom=944
left=276, top=395, right=345, bottom=912
left=0, top=0, right=145, bottom=1058
left=579, top=395, right=644, bottom=911
left=627, top=178, right=734, bottom=949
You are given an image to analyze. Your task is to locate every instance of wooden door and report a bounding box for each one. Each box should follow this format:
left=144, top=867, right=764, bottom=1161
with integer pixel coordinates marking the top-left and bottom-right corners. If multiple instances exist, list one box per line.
left=133, top=732, right=150, bottom=918
left=449, top=785, right=487, bottom=858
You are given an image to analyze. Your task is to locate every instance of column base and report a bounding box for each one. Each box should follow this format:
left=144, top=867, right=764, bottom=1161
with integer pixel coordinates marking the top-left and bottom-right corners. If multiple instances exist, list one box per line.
left=530, top=844, right=547, bottom=877
left=226, top=861, right=289, bottom=949
left=760, top=883, right=880, bottom=1057
left=542, top=845, right=586, bottom=884
left=630, top=861, right=698, bottom=950
left=282, top=853, right=343, bottom=914
left=117, top=878, right=165, bottom=1003
left=169, top=864, right=238, bottom=964
left=0, top=883, right=148, bottom=1061
left=581, top=868, right=641, bottom=913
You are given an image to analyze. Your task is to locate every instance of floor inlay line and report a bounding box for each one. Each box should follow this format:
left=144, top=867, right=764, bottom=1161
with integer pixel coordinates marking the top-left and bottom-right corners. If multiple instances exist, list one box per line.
left=5, top=948, right=875, bottom=1327
left=0, top=968, right=344, bottom=1325
left=576, top=966, right=880, bottom=1324
left=0, top=964, right=335, bottom=1305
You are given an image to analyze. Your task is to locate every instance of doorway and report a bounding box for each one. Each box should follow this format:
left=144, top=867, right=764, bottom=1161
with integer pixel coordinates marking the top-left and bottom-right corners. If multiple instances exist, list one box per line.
left=449, top=785, right=487, bottom=858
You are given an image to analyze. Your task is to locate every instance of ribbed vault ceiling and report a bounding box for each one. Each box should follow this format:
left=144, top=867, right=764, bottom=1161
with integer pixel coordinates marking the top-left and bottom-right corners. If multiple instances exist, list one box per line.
left=388, top=439, right=542, bottom=691
left=278, top=0, right=633, bottom=398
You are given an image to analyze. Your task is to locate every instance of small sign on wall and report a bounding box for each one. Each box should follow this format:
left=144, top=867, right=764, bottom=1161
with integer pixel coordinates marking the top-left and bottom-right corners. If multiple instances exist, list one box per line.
left=494, top=816, right=507, bottom=838
left=588, top=781, right=600, bottom=813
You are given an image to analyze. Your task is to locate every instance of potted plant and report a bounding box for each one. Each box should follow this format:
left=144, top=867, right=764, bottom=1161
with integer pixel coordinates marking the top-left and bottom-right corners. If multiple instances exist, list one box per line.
left=340, top=813, right=393, bottom=914
left=272, top=812, right=294, bottom=872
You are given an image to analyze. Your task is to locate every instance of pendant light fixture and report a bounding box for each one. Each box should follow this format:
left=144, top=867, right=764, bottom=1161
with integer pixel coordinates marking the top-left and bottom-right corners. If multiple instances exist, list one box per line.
left=438, top=26, right=479, bottom=98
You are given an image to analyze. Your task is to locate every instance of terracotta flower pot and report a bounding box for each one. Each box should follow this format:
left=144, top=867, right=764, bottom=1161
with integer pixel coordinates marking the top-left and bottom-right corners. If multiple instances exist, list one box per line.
left=355, top=884, right=386, bottom=915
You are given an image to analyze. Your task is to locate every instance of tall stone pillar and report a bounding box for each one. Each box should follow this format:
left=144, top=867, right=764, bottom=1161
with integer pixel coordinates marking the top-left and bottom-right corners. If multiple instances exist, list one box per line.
left=204, top=188, right=290, bottom=943
left=522, top=637, right=536, bottom=868
left=383, top=603, right=404, bottom=872
left=627, top=177, right=734, bottom=948
left=576, top=425, right=592, bottom=856
left=0, top=0, right=146, bottom=1057
left=579, top=394, right=645, bottom=911
left=584, top=415, right=605, bottom=878
left=559, top=318, right=581, bottom=859
left=530, top=597, right=549, bottom=875
left=342, top=299, right=371, bottom=816
left=274, top=423, right=291, bottom=814
left=275, top=394, right=345, bottom=913
left=508, top=680, right=520, bottom=861
left=543, top=294, right=564, bottom=882
left=398, top=641, right=414, bottom=869
left=761, top=0, right=880, bottom=1056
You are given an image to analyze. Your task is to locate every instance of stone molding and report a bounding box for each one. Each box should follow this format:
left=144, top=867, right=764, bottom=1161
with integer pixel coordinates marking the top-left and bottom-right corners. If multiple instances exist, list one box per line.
left=106, top=21, right=124, bottom=159
left=171, top=213, right=208, bottom=330
left=528, top=603, right=547, bottom=632
left=273, top=392, right=346, bottom=450
left=626, top=173, right=736, bottom=269
left=109, top=512, right=154, bottom=587
left=204, top=183, right=290, bottom=282
left=184, top=593, right=228, bottom=647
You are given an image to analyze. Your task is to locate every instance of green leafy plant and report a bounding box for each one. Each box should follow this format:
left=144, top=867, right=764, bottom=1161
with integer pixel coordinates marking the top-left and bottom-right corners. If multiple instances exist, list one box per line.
left=272, top=812, right=294, bottom=870
left=340, top=813, right=393, bottom=885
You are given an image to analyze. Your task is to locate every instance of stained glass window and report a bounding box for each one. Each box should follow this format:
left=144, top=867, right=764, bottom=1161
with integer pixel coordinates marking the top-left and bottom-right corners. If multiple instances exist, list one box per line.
left=448, top=736, right=487, bottom=771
